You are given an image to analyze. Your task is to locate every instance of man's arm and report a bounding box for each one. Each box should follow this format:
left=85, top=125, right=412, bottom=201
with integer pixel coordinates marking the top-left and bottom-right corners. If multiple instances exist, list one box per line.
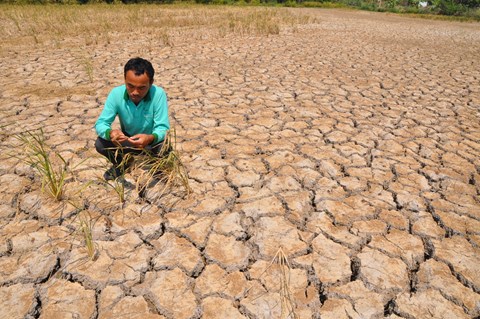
left=151, top=88, right=170, bottom=144
left=95, top=91, right=119, bottom=141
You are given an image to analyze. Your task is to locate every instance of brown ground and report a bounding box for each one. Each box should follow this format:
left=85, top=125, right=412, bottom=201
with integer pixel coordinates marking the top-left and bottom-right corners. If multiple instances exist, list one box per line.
left=0, top=6, right=479, bottom=319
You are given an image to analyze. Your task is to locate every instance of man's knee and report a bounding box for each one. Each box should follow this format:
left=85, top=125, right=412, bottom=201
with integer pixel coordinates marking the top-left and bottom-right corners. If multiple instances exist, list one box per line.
left=95, top=136, right=113, bottom=156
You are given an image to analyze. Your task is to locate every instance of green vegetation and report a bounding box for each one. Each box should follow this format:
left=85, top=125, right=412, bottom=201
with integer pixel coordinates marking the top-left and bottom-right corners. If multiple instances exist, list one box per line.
left=338, top=0, right=479, bottom=18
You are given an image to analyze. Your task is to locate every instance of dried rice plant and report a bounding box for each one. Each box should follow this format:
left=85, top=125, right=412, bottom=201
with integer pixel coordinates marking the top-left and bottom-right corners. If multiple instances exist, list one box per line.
left=105, top=176, right=126, bottom=203
left=272, top=248, right=299, bottom=319
left=13, top=129, right=68, bottom=201
left=133, top=129, right=191, bottom=197
left=249, top=247, right=299, bottom=319
left=78, top=211, right=97, bottom=261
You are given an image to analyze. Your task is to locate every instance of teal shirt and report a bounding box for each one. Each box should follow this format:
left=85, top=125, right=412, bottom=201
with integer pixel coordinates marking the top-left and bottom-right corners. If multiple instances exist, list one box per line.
left=95, top=84, right=170, bottom=144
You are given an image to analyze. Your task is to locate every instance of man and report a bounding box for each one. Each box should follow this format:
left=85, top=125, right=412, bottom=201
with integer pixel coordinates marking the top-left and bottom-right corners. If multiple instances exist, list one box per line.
left=95, top=57, right=170, bottom=180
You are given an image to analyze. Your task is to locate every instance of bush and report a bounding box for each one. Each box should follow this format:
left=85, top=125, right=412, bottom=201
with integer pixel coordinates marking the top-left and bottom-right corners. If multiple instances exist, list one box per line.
left=385, top=0, right=398, bottom=7
left=359, top=2, right=376, bottom=9
left=437, top=0, right=467, bottom=14
left=302, top=1, right=346, bottom=6
left=457, top=0, right=479, bottom=7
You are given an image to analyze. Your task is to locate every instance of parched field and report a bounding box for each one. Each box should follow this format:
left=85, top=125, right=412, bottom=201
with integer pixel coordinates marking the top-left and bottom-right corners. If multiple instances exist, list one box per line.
left=0, top=5, right=479, bottom=318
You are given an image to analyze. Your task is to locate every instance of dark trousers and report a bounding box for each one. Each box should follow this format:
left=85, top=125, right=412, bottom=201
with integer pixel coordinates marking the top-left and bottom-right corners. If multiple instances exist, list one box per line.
left=95, top=136, right=164, bottom=167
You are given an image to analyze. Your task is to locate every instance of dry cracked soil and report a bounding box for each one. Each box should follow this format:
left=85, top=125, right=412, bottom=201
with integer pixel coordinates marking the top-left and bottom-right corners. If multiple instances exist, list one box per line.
left=0, top=7, right=479, bottom=319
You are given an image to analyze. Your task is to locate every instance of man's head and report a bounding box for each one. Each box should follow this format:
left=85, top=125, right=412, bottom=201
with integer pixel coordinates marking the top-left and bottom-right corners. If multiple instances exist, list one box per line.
left=124, top=57, right=155, bottom=104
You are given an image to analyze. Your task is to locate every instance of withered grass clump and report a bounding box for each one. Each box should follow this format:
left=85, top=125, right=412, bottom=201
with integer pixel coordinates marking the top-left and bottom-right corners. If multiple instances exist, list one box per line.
left=101, top=151, right=128, bottom=204
left=271, top=248, right=298, bottom=319
left=64, top=207, right=99, bottom=262
left=224, top=9, right=282, bottom=35
left=13, top=129, right=68, bottom=201
left=78, top=211, right=96, bottom=261
left=104, top=176, right=126, bottom=204
left=250, top=247, right=299, bottom=319
left=133, top=129, right=191, bottom=197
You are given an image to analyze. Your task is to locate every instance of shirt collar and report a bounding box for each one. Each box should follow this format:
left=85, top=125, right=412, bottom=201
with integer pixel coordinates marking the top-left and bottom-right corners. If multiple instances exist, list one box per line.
left=123, top=86, right=152, bottom=102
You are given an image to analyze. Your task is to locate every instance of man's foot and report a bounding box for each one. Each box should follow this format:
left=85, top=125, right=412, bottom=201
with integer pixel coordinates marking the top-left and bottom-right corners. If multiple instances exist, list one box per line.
left=103, top=166, right=124, bottom=181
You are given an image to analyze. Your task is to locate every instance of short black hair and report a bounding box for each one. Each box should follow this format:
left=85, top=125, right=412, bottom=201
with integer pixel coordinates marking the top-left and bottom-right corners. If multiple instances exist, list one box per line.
left=124, top=57, right=155, bottom=82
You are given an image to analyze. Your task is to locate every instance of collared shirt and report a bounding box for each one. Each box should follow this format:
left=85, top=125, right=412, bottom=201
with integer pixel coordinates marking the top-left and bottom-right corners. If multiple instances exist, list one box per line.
left=95, top=84, right=169, bottom=144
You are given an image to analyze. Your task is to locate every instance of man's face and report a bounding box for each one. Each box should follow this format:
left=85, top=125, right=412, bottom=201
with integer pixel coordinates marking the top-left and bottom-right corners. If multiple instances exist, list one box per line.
left=125, top=70, right=153, bottom=105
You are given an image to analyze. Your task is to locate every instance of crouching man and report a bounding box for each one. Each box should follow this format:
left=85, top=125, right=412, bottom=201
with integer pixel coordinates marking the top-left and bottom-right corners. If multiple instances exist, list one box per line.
left=95, top=57, right=170, bottom=180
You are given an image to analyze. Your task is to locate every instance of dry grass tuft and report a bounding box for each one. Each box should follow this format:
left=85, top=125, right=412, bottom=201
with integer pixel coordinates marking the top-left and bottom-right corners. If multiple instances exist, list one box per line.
left=133, top=129, right=191, bottom=198
left=13, top=129, right=68, bottom=201
left=248, top=247, right=299, bottom=319
left=104, top=175, right=127, bottom=204
left=271, top=248, right=299, bottom=319
left=78, top=210, right=97, bottom=261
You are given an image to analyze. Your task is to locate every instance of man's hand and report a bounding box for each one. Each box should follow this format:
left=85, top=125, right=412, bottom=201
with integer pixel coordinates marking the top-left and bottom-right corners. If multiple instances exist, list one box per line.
left=110, top=129, right=128, bottom=145
left=128, top=134, right=154, bottom=149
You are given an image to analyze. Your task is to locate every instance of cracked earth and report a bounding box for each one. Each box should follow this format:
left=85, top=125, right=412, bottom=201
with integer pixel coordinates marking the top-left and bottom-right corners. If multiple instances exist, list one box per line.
left=1, top=7, right=479, bottom=319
